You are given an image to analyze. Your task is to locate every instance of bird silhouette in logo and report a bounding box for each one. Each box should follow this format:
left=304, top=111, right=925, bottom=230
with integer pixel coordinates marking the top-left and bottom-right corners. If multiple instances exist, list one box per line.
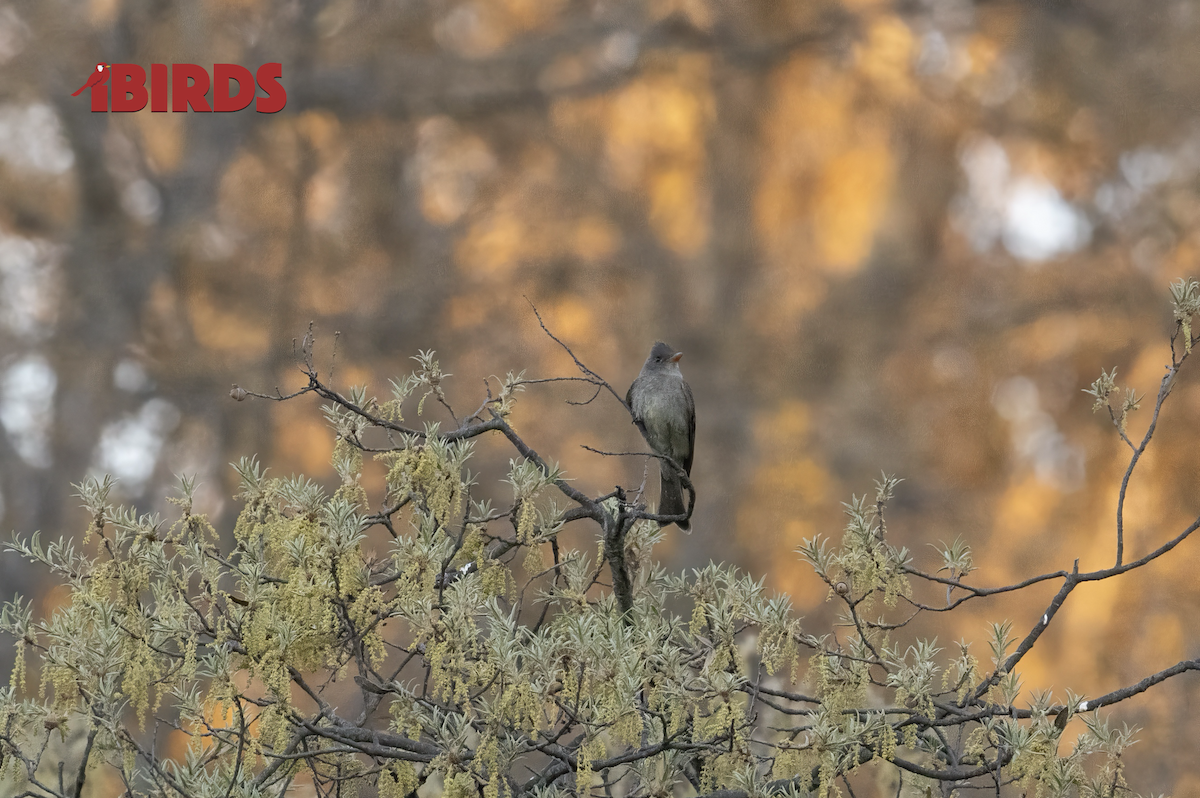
left=72, top=63, right=110, bottom=96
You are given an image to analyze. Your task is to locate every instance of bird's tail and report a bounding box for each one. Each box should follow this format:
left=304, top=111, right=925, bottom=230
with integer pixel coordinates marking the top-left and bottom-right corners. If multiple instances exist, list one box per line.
left=659, top=462, right=690, bottom=532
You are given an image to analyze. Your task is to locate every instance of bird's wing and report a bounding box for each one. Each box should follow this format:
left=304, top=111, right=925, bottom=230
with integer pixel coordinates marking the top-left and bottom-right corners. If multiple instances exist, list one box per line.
left=683, top=379, right=695, bottom=475
left=626, top=381, right=648, bottom=437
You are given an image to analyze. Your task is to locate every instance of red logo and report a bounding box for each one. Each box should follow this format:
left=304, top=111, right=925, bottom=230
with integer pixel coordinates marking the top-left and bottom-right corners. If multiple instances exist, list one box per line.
left=75, top=63, right=286, bottom=113
left=72, top=63, right=111, bottom=96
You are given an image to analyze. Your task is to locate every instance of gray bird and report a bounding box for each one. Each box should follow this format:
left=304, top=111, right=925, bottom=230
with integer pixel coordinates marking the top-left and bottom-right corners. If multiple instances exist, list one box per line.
left=627, top=341, right=695, bottom=531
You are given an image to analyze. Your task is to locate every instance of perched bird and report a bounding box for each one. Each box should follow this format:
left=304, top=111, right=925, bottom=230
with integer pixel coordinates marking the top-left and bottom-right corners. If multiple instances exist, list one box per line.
left=72, top=63, right=110, bottom=97
left=627, top=341, right=695, bottom=531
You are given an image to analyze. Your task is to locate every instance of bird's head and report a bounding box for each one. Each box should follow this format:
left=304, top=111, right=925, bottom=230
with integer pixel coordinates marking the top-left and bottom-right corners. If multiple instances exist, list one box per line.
left=647, top=341, right=684, bottom=372
left=96, top=63, right=109, bottom=73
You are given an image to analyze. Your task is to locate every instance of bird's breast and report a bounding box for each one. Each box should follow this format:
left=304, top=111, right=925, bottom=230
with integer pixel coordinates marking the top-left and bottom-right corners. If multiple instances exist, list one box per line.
left=633, top=375, right=690, bottom=456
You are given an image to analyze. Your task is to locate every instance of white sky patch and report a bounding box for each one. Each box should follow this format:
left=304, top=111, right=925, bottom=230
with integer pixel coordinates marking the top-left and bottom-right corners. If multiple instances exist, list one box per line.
left=94, top=398, right=181, bottom=495
left=978, top=60, right=1019, bottom=107
left=1095, top=138, right=1200, bottom=223
left=1002, top=178, right=1093, bottom=262
left=113, top=359, right=150, bottom=393
left=0, top=232, right=63, bottom=341
left=0, top=354, right=56, bottom=468
left=198, top=223, right=237, bottom=261
left=433, top=3, right=491, bottom=57
left=993, top=376, right=1085, bottom=491
left=164, top=422, right=226, bottom=520
left=409, top=116, right=496, bottom=225
left=0, top=103, right=74, bottom=175
left=1119, top=147, right=1175, bottom=192
left=954, top=136, right=1009, bottom=251
left=916, top=30, right=951, bottom=75
left=121, top=179, right=162, bottom=224
left=601, top=31, right=639, bottom=70
left=1093, top=181, right=1137, bottom=221
left=954, top=135, right=1091, bottom=263
left=1094, top=146, right=1174, bottom=224
left=0, top=7, right=30, bottom=65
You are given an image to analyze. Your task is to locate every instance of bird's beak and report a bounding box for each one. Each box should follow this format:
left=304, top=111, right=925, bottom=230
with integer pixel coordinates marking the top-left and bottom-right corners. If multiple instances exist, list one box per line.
left=669, top=352, right=683, bottom=363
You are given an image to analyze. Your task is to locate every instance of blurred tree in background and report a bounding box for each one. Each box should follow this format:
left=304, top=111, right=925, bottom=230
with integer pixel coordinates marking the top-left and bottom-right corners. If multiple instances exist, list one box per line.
left=1, top=0, right=1200, bottom=793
